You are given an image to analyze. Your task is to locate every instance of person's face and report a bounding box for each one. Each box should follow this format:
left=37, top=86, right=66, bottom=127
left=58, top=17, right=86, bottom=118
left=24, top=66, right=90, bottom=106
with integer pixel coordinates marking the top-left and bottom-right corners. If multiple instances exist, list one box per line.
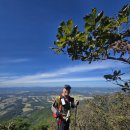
left=62, top=88, right=70, bottom=96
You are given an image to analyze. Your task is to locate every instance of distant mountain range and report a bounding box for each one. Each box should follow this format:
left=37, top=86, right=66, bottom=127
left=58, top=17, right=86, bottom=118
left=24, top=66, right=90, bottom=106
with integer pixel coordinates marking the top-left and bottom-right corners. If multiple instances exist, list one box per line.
left=0, top=86, right=121, bottom=96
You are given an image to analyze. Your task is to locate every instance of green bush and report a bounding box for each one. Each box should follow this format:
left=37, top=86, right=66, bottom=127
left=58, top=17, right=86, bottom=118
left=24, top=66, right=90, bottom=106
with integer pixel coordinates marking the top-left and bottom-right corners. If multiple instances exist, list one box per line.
left=70, top=93, right=130, bottom=130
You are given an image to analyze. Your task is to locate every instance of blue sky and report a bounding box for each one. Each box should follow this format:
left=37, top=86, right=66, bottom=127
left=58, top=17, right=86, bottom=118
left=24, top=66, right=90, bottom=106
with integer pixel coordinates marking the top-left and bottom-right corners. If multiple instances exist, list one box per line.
left=0, top=0, right=129, bottom=87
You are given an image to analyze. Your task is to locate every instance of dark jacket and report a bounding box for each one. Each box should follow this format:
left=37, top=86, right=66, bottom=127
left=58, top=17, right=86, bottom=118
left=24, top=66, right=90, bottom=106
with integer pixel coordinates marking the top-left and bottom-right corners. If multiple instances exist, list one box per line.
left=51, top=95, right=75, bottom=116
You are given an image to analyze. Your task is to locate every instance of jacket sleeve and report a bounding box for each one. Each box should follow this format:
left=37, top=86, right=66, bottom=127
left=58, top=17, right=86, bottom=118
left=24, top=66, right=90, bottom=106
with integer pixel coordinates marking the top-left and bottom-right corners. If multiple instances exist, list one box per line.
left=70, top=97, right=76, bottom=108
left=51, top=97, right=58, bottom=114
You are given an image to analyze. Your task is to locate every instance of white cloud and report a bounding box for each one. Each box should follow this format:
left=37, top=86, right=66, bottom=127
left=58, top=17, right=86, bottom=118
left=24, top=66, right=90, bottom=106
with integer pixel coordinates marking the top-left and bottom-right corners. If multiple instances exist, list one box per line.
left=0, top=77, right=104, bottom=87
left=0, top=73, right=20, bottom=81
left=0, top=58, right=30, bottom=64
left=0, top=60, right=129, bottom=87
left=5, top=60, right=128, bottom=81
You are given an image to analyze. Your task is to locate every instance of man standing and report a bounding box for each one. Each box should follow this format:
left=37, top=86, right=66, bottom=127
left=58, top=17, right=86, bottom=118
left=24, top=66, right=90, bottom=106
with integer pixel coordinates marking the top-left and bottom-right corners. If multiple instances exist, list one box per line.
left=51, top=85, right=79, bottom=130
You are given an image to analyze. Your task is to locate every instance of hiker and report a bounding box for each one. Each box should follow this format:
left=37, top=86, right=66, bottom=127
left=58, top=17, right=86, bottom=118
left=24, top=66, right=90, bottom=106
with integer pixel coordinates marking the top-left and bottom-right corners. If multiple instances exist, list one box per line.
left=51, top=85, right=79, bottom=130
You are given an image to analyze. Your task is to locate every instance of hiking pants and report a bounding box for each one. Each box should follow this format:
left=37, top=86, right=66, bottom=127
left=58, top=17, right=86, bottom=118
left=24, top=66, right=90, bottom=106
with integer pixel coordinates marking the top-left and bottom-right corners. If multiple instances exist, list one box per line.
left=57, top=119, right=70, bottom=130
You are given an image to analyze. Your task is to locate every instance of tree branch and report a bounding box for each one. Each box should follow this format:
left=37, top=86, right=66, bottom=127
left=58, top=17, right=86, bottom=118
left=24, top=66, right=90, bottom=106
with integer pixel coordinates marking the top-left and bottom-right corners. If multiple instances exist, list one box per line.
left=107, top=56, right=130, bottom=64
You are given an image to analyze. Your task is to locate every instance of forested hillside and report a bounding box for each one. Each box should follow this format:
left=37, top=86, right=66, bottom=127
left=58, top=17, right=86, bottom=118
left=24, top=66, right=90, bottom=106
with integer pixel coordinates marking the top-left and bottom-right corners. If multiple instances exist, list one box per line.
left=71, top=92, right=130, bottom=130
left=0, top=92, right=130, bottom=130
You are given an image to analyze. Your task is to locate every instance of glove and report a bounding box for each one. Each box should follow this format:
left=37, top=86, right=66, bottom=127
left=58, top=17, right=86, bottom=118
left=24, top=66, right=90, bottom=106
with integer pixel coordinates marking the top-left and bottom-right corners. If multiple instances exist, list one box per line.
left=75, top=100, right=79, bottom=106
left=56, top=111, right=61, bottom=117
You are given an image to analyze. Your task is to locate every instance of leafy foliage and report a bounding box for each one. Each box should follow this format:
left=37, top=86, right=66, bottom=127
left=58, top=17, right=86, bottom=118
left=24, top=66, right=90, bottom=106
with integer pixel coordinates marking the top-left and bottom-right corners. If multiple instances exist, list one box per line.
left=53, top=4, right=130, bottom=64
left=0, top=118, right=30, bottom=130
left=52, top=4, right=130, bottom=91
left=104, top=70, right=130, bottom=92
left=70, top=93, right=130, bottom=130
left=0, top=108, right=55, bottom=130
left=104, top=70, right=124, bottom=81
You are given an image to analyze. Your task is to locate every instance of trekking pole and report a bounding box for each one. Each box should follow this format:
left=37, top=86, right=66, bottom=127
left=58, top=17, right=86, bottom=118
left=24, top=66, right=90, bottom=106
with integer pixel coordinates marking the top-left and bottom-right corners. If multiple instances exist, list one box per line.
left=74, top=105, right=77, bottom=130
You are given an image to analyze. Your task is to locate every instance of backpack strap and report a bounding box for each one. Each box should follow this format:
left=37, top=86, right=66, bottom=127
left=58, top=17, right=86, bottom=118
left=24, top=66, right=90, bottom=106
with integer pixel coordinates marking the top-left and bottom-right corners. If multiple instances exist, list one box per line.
left=57, top=95, right=62, bottom=112
left=57, top=96, right=61, bottom=109
left=68, top=96, right=74, bottom=102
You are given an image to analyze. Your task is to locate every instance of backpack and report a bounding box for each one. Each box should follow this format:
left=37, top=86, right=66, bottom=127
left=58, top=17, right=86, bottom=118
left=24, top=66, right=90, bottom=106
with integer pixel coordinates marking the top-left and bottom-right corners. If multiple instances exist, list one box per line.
left=52, top=95, right=62, bottom=118
left=52, top=95, right=74, bottom=118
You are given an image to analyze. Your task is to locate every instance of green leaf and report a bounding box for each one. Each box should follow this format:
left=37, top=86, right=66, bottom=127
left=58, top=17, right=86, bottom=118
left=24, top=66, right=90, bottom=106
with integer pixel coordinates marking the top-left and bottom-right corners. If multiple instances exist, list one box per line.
left=59, top=21, right=66, bottom=33
left=58, top=26, right=63, bottom=35
left=118, top=4, right=130, bottom=24
left=60, top=21, right=70, bottom=34
left=71, top=25, right=78, bottom=37
left=60, top=21, right=66, bottom=27
left=104, top=74, right=113, bottom=80
left=114, top=70, right=118, bottom=75
left=67, top=19, right=74, bottom=33
left=85, top=23, right=93, bottom=32
left=118, top=4, right=130, bottom=17
left=99, top=17, right=117, bottom=31
left=95, top=11, right=104, bottom=23
left=77, top=32, right=87, bottom=43
left=118, top=16, right=128, bottom=24
left=84, top=8, right=97, bottom=32
left=52, top=47, right=62, bottom=54
left=92, top=8, right=96, bottom=18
